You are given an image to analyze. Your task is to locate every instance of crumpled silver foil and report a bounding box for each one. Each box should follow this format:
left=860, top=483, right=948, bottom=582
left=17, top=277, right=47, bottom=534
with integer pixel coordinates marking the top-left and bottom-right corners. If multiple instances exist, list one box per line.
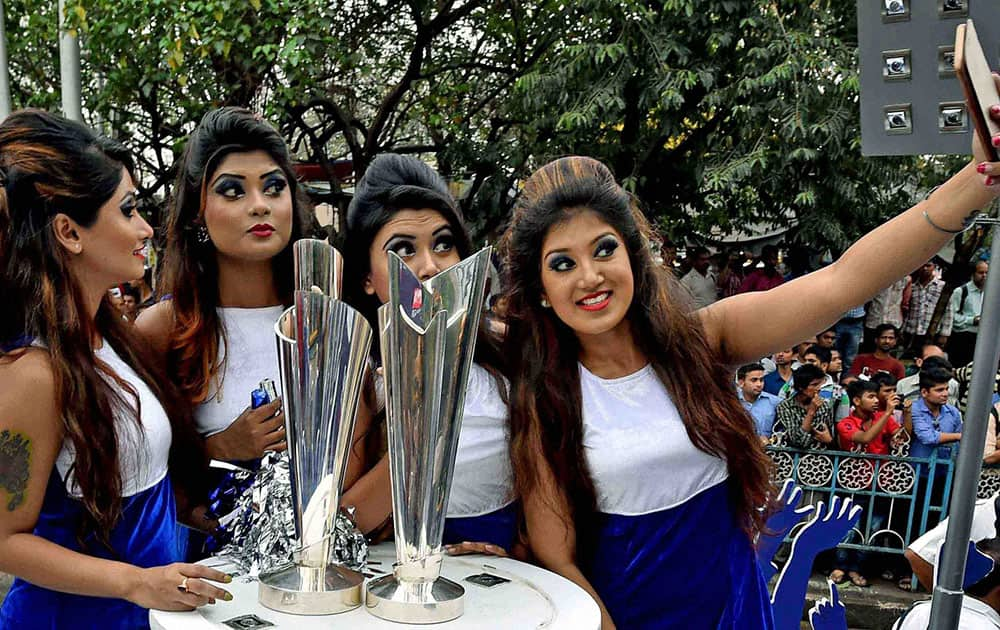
left=218, top=451, right=367, bottom=575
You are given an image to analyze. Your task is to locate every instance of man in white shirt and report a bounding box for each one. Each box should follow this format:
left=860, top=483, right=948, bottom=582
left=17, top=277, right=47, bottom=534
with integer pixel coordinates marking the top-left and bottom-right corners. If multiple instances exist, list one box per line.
left=680, top=246, right=717, bottom=309
left=950, top=261, right=989, bottom=369
left=898, top=524, right=1000, bottom=629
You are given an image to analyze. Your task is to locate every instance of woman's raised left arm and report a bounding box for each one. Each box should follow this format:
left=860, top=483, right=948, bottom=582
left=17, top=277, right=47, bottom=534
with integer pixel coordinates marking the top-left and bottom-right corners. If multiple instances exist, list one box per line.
left=701, top=133, right=1000, bottom=365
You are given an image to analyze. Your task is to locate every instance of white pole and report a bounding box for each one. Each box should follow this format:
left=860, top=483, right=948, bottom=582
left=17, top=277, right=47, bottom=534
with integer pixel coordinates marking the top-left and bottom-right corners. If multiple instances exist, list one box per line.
left=58, top=0, right=81, bottom=121
left=0, top=1, right=11, bottom=118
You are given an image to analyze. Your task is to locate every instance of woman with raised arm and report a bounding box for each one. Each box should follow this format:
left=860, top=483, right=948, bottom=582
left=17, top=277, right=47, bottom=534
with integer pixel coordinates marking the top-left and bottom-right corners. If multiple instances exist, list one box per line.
left=135, top=108, right=313, bottom=553
left=500, top=136, right=1000, bottom=628
left=0, top=110, right=232, bottom=628
left=338, top=154, right=514, bottom=555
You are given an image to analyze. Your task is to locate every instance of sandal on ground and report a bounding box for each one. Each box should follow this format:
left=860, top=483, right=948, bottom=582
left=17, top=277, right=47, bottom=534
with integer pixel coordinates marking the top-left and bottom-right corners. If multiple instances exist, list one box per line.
left=881, top=569, right=896, bottom=581
left=828, top=569, right=848, bottom=584
left=897, top=577, right=913, bottom=591
left=848, top=571, right=869, bottom=587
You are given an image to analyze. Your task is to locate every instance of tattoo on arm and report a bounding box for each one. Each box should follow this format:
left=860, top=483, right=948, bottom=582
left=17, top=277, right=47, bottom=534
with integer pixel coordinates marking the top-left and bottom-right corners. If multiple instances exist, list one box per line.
left=0, top=429, right=30, bottom=511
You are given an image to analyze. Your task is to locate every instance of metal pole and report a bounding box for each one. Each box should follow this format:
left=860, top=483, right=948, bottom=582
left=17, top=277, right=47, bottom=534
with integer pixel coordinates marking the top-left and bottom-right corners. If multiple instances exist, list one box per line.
left=928, top=213, right=1000, bottom=628
left=0, top=1, right=11, bottom=119
left=57, top=0, right=80, bottom=121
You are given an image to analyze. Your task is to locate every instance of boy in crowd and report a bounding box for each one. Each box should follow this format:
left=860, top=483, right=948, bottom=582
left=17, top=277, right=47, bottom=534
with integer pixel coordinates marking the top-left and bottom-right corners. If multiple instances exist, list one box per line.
left=872, top=371, right=913, bottom=435
left=896, top=345, right=958, bottom=405
left=851, top=323, right=906, bottom=381
left=779, top=345, right=851, bottom=420
left=911, top=367, right=964, bottom=462
left=737, top=363, right=781, bottom=444
left=776, top=364, right=835, bottom=449
left=912, top=367, right=964, bottom=532
left=831, top=380, right=905, bottom=587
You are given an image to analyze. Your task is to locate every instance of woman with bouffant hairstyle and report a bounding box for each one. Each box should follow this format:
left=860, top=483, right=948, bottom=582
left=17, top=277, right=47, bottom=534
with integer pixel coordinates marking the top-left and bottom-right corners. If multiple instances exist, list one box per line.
left=0, top=110, right=230, bottom=628
left=138, top=108, right=314, bottom=467
left=501, top=152, right=999, bottom=628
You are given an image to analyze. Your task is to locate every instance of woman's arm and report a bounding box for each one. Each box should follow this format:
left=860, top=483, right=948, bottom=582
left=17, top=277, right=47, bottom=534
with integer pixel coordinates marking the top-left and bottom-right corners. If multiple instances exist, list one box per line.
left=0, top=350, right=231, bottom=610
left=134, top=300, right=174, bottom=362
left=340, top=377, right=393, bottom=535
left=523, top=447, right=615, bottom=630
left=700, top=157, right=998, bottom=365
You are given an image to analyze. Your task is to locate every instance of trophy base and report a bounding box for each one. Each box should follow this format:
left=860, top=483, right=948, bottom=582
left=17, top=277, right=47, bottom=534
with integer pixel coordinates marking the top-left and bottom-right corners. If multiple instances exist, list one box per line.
left=258, top=563, right=363, bottom=615
left=365, top=574, right=464, bottom=624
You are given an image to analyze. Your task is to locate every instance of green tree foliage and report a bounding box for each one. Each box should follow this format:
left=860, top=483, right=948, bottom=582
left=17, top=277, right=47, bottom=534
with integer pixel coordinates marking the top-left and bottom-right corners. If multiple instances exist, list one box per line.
left=1, top=0, right=972, bottom=251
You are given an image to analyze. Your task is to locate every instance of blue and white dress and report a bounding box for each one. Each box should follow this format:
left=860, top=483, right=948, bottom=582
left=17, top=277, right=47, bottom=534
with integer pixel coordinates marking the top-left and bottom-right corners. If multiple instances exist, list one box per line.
left=580, top=364, right=773, bottom=629
left=0, top=343, right=179, bottom=630
left=441, top=364, right=516, bottom=550
left=189, top=306, right=284, bottom=557
left=195, top=306, right=285, bottom=439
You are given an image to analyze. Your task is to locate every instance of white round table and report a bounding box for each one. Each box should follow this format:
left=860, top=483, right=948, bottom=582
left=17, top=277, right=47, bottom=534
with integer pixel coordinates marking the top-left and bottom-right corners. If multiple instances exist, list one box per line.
left=149, top=543, right=600, bottom=629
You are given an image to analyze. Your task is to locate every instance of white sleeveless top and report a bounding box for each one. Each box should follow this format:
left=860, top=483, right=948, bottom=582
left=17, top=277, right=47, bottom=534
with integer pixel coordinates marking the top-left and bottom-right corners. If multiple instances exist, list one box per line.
left=448, top=364, right=514, bottom=517
left=56, top=343, right=172, bottom=498
left=195, top=306, right=284, bottom=437
left=581, top=363, right=729, bottom=516
left=374, top=362, right=514, bottom=517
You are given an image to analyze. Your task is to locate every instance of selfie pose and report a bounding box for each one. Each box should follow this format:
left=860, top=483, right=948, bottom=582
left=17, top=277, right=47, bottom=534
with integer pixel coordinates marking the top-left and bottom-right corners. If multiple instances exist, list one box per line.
left=499, top=147, right=999, bottom=628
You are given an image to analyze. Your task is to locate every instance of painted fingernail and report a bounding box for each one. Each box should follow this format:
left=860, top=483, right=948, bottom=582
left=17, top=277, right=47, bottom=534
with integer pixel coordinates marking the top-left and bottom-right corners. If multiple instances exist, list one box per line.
left=992, top=105, right=1000, bottom=115
left=993, top=136, right=1000, bottom=147
left=223, top=592, right=233, bottom=601
left=223, top=575, right=232, bottom=583
left=978, top=162, right=988, bottom=174
left=987, top=176, right=995, bottom=186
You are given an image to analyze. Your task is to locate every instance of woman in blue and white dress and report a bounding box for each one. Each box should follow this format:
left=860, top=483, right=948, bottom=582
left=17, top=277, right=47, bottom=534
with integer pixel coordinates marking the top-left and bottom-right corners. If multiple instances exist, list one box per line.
left=137, top=108, right=314, bottom=553
left=339, top=154, right=516, bottom=552
left=499, top=153, right=1000, bottom=629
left=0, top=111, right=232, bottom=629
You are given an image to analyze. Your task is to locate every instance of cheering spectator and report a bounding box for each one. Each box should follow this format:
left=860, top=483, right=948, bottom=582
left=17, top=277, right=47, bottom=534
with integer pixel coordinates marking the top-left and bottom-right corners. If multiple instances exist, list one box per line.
left=737, top=363, right=780, bottom=443
left=903, top=260, right=953, bottom=350
left=776, top=364, right=835, bottom=449
left=949, top=260, right=989, bottom=369
left=738, top=245, right=784, bottom=293
left=763, top=348, right=794, bottom=396
left=851, top=323, right=906, bottom=381
left=680, top=246, right=717, bottom=309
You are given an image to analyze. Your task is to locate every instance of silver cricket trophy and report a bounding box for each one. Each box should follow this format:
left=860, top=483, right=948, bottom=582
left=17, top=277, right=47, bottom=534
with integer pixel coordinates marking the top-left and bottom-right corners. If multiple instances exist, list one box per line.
left=364, top=247, right=492, bottom=624
left=259, top=239, right=372, bottom=615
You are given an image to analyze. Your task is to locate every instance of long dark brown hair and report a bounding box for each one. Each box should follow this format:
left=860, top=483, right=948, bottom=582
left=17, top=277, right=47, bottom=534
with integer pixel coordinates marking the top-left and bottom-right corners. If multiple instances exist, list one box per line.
left=0, top=109, right=205, bottom=549
left=161, top=107, right=313, bottom=405
left=500, top=156, right=772, bottom=557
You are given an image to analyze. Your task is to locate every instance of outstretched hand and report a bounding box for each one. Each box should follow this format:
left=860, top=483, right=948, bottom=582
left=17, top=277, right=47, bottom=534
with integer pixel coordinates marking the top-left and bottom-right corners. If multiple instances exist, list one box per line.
left=757, top=480, right=814, bottom=582
left=793, top=495, right=862, bottom=554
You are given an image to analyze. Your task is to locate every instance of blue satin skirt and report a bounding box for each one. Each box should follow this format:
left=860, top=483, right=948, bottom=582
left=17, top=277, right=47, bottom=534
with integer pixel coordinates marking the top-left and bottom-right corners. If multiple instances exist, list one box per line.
left=588, top=481, right=774, bottom=629
left=443, top=502, right=518, bottom=551
left=0, top=473, right=182, bottom=629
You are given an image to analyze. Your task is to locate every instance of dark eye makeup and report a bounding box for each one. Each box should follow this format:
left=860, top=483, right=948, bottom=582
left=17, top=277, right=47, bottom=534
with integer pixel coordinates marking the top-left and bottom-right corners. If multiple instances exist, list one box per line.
left=385, top=237, right=416, bottom=257
left=594, top=235, right=620, bottom=258
left=547, top=254, right=576, bottom=272
left=213, top=178, right=244, bottom=199
left=119, top=193, right=138, bottom=217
